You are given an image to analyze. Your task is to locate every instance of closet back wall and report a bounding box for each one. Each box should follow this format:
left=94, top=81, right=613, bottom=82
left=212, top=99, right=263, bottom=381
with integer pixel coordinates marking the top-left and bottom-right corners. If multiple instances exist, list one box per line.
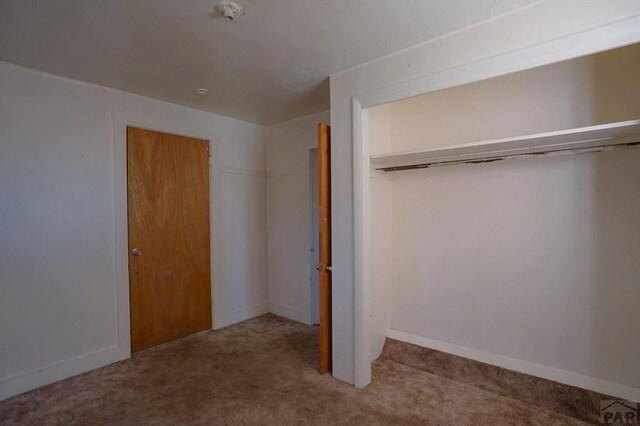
left=381, top=44, right=640, bottom=397
left=382, top=44, right=640, bottom=153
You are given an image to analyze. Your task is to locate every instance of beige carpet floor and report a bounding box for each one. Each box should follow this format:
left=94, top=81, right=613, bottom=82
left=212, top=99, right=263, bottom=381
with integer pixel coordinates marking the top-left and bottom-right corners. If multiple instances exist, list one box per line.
left=0, top=314, right=607, bottom=425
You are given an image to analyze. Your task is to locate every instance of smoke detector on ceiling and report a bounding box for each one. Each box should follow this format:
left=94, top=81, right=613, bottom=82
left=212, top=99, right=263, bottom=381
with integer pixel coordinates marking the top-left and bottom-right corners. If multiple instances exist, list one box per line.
left=215, top=1, right=244, bottom=21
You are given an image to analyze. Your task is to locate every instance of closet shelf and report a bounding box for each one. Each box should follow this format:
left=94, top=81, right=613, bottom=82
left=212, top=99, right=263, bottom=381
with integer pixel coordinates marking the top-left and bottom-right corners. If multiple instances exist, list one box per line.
left=371, top=119, right=640, bottom=172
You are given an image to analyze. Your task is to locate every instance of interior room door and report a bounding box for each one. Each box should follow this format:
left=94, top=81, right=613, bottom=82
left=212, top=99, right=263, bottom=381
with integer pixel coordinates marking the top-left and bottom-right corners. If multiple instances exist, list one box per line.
left=317, top=123, right=332, bottom=374
left=127, top=127, right=212, bottom=352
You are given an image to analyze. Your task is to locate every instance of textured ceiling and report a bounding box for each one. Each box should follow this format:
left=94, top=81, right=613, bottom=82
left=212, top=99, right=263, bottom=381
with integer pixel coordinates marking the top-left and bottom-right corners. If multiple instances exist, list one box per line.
left=0, top=0, right=538, bottom=124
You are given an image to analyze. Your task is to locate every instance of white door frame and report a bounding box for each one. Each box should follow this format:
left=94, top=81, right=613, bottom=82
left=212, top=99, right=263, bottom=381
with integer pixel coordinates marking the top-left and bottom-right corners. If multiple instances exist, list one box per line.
left=351, top=16, right=640, bottom=389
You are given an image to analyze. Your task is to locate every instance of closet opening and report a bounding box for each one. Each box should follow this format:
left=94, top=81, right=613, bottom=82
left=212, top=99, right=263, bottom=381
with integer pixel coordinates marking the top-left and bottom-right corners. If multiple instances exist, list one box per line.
left=357, top=42, right=640, bottom=399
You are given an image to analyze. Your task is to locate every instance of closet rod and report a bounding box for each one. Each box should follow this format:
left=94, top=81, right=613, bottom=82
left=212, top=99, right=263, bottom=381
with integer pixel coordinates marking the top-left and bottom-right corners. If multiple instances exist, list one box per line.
left=377, top=141, right=640, bottom=172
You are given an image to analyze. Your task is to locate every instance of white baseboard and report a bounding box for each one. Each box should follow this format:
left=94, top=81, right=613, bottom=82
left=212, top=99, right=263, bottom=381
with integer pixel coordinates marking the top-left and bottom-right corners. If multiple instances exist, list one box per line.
left=388, top=329, right=640, bottom=401
left=268, top=302, right=309, bottom=325
left=0, top=346, right=129, bottom=401
left=1, top=302, right=268, bottom=401
left=215, top=302, right=269, bottom=329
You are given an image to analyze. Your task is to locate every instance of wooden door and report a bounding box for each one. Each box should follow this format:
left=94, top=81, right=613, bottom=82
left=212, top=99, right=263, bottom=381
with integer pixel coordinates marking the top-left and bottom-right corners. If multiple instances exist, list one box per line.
left=317, top=123, right=332, bottom=374
left=127, top=127, right=212, bottom=352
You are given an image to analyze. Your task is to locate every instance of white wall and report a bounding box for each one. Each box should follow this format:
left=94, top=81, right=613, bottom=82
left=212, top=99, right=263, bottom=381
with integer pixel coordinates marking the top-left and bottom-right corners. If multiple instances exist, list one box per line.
left=390, top=151, right=640, bottom=395
left=366, top=105, right=393, bottom=362
left=330, top=0, right=640, bottom=387
left=265, top=111, right=329, bottom=324
left=0, top=61, right=267, bottom=400
left=364, top=104, right=394, bottom=361
left=387, top=44, right=640, bottom=152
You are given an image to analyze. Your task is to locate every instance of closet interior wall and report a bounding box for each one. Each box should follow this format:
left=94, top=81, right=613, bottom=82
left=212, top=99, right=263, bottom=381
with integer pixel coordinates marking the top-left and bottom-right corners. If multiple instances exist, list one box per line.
left=366, top=44, right=640, bottom=396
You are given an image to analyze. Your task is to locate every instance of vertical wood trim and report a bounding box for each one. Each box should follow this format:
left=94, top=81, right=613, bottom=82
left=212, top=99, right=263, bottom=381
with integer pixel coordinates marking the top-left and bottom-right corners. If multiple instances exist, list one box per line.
left=318, top=123, right=332, bottom=374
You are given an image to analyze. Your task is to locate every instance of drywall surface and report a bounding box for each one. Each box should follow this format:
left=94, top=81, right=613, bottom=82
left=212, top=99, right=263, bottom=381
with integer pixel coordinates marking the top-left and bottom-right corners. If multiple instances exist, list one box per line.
left=265, top=112, right=329, bottom=324
left=387, top=44, right=640, bottom=152
left=0, top=61, right=267, bottom=400
left=366, top=105, right=393, bottom=362
left=330, top=0, right=640, bottom=385
left=390, top=150, right=640, bottom=395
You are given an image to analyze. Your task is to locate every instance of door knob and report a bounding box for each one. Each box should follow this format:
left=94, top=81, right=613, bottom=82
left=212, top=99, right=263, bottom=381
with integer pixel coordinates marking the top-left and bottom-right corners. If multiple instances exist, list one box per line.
left=132, top=248, right=143, bottom=256
left=326, top=265, right=332, bottom=272
left=315, top=264, right=321, bottom=271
